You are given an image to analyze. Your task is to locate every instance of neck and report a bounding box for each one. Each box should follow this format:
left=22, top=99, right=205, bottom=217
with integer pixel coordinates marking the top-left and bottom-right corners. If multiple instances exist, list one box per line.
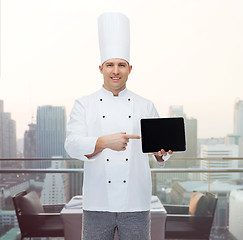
left=103, top=85, right=126, bottom=96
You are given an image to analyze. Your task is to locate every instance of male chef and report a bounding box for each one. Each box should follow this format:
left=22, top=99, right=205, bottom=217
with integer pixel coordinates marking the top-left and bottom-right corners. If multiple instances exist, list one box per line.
left=65, top=12, right=172, bottom=240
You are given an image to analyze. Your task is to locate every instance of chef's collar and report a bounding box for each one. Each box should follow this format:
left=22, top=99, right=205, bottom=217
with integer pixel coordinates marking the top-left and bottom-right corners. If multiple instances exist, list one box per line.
left=101, top=86, right=128, bottom=97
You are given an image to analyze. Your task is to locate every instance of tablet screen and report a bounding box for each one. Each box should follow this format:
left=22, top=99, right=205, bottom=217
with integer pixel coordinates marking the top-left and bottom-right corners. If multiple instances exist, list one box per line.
left=141, top=117, right=186, bottom=153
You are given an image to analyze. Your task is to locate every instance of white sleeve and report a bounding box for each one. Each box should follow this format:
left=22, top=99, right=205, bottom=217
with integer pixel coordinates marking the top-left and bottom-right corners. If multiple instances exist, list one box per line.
left=64, top=99, right=98, bottom=161
left=152, top=154, right=171, bottom=167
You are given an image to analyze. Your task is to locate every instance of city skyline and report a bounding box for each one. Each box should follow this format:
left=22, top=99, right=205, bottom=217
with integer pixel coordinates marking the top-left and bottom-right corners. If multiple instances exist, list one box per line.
left=1, top=0, right=243, bottom=139
left=0, top=98, right=241, bottom=141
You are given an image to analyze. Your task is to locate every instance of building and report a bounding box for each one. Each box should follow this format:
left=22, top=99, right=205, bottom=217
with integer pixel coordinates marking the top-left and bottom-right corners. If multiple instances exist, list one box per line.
left=36, top=105, right=67, bottom=168
left=233, top=99, right=243, bottom=157
left=23, top=123, right=37, bottom=172
left=229, top=189, right=243, bottom=240
left=24, top=123, right=36, bottom=158
left=66, top=159, right=84, bottom=201
left=40, top=159, right=67, bottom=204
left=168, top=105, right=186, bottom=118
left=0, top=177, right=30, bottom=200
left=16, top=138, right=24, bottom=158
left=0, top=210, right=18, bottom=227
left=0, top=100, right=17, bottom=159
left=198, top=137, right=225, bottom=158
left=200, top=144, right=239, bottom=181
left=225, top=134, right=241, bottom=145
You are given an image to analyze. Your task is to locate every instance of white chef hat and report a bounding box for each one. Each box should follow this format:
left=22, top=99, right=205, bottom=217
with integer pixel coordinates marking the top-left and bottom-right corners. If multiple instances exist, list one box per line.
left=98, top=12, right=130, bottom=64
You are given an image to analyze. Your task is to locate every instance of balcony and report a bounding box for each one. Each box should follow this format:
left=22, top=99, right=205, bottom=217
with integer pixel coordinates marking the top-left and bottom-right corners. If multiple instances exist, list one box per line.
left=0, top=157, right=243, bottom=240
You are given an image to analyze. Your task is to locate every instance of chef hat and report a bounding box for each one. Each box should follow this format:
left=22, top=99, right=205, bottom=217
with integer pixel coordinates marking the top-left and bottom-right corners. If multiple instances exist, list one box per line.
left=98, top=12, right=130, bottom=64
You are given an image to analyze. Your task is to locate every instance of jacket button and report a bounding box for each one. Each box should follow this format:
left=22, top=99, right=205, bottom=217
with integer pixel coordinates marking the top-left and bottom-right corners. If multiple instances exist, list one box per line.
left=100, top=99, right=103, bottom=101
left=108, top=181, right=111, bottom=183
left=102, top=116, right=105, bottom=118
left=107, top=159, right=109, bottom=162
left=123, top=180, right=126, bottom=183
left=128, top=98, right=131, bottom=101
left=126, top=158, right=128, bottom=161
left=128, top=116, right=131, bottom=118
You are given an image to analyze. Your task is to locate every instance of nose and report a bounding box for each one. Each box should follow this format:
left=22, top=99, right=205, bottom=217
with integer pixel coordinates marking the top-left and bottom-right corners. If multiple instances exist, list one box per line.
left=113, top=65, right=119, bottom=75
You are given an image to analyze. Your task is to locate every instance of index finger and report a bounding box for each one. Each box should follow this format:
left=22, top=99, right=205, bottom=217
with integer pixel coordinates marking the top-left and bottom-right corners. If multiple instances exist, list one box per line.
left=126, top=134, right=141, bottom=139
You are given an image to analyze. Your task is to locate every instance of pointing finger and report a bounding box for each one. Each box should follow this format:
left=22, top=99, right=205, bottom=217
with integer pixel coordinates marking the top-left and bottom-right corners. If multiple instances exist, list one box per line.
left=125, top=134, right=141, bottom=139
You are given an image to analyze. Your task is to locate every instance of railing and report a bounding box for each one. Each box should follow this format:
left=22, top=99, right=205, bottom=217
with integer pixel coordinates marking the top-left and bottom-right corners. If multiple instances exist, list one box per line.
left=0, top=157, right=243, bottom=240
left=0, top=157, right=243, bottom=173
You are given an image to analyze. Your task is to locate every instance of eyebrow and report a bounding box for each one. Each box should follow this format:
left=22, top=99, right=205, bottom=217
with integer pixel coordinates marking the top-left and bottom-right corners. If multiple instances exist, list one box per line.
left=105, top=62, right=128, bottom=65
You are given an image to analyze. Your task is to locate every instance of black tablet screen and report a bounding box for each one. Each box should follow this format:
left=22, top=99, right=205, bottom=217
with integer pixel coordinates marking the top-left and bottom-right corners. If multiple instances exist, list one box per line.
left=141, top=117, right=186, bottom=153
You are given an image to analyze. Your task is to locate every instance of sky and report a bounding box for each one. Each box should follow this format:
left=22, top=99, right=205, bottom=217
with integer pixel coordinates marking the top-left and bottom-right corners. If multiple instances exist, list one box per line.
left=0, top=0, right=243, bottom=139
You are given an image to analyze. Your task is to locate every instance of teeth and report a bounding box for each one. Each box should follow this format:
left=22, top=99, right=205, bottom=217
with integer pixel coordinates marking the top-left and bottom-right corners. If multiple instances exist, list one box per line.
left=112, top=78, right=119, bottom=80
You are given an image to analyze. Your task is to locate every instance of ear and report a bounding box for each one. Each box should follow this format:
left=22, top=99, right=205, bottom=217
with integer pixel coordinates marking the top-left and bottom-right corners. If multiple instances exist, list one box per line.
left=128, top=65, right=132, bottom=74
left=99, top=65, right=103, bottom=74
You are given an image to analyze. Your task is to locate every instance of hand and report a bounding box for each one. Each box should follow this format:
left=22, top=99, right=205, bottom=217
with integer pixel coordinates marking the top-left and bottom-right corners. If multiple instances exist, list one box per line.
left=152, top=149, right=173, bottom=162
left=100, top=132, right=140, bottom=151
left=154, top=149, right=173, bottom=157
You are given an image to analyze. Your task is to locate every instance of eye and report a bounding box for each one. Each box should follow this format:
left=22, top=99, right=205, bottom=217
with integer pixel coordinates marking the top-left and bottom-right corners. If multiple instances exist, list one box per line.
left=119, top=64, right=126, bottom=67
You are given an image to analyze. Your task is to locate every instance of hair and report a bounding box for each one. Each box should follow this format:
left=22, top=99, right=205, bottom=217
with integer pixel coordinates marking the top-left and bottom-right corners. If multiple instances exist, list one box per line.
left=101, top=59, right=130, bottom=67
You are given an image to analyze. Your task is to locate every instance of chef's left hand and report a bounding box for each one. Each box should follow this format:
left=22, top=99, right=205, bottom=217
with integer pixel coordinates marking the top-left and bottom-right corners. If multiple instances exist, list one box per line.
left=153, top=149, right=173, bottom=162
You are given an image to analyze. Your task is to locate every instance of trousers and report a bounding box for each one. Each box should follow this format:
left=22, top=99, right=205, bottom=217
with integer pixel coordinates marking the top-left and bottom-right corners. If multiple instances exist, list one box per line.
left=82, top=210, right=151, bottom=240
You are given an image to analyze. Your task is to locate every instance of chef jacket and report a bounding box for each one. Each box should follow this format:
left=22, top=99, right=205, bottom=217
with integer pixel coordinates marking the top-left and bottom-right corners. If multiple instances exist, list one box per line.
left=65, top=87, right=168, bottom=212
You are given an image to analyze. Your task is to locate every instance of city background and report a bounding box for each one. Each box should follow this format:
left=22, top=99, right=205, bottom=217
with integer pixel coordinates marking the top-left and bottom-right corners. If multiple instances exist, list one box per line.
left=1, top=99, right=243, bottom=239
left=1, top=0, right=243, bottom=240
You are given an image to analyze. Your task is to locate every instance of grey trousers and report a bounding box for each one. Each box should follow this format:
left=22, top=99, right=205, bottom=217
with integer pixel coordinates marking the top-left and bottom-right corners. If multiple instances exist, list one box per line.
left=82, top=210, right=151, bottom=240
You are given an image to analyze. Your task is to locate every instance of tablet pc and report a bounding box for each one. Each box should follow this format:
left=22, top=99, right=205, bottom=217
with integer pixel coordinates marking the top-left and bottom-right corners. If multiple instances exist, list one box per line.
left=141, top=117, right=186, bottom=153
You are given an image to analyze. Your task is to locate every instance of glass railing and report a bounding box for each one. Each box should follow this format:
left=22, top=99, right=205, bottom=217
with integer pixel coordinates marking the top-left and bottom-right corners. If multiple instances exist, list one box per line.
left=0, top=157, right=243, bottom=240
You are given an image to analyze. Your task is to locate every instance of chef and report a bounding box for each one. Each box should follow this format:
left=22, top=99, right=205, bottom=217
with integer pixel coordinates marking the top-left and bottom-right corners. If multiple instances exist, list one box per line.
left=65, top=12, right=172, bottom=240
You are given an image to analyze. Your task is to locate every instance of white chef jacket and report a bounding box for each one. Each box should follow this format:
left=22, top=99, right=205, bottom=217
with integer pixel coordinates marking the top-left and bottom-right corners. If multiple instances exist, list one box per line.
left=65, top=87, right=168, bottom=212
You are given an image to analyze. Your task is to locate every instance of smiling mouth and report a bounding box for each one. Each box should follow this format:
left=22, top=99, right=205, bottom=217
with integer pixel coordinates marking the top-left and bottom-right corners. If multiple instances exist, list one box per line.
left=111, top=77, right=120, bottom=80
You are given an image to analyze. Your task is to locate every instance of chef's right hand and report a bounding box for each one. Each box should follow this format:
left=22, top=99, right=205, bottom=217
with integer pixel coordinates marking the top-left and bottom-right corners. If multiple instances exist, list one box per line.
left=100, top=132, right=140, bottom=151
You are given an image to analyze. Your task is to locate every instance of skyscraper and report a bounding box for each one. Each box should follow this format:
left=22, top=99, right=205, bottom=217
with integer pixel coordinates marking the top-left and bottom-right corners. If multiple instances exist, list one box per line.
left=24, top=123, right=36, bottom=158
left=36, top=105, right=67, bottom=161
left=168, top=105, right=186, bottom=118
left=0, top=100, right=17, bottom=158
left=233, top=99, right=243, bottom=156
left=23, top=123, right=37, bottom=174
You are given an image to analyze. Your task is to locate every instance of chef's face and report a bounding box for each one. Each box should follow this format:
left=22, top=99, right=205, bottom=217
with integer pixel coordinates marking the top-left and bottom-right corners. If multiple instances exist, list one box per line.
left=99, top=58, right=132, bottom=96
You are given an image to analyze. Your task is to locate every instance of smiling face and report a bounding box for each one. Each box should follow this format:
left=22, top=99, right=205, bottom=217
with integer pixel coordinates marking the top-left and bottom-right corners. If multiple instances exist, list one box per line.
left=99, top=58, right=132, bottom=96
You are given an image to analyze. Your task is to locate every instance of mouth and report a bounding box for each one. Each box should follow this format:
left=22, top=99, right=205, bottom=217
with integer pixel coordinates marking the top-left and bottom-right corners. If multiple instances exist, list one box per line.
left=111, top=77, right=121, bottom=81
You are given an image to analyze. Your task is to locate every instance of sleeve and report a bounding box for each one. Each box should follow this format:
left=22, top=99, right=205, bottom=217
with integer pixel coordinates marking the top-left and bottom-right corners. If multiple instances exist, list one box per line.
left=153, top=154, right=171, bottom=167
left=64, top=99, right=98, bottom=161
